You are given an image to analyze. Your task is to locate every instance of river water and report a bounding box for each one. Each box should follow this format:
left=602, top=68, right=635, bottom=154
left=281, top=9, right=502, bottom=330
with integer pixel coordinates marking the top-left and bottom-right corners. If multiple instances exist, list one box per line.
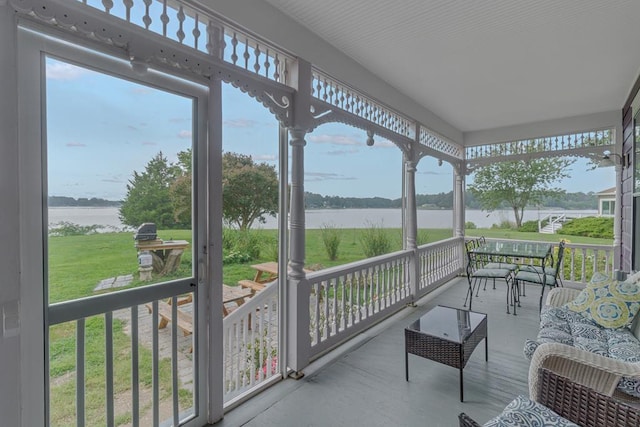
left=48, top=207, right=597, bottom=230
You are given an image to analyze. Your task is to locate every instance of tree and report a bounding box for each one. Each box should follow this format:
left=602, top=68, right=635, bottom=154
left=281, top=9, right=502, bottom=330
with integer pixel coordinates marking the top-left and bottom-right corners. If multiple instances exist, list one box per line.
left=168, top=149, right=192, bottom=227
left=222, top=152, right=278, bottom=230
left=119, top=152, right=181, bottom=229
left=468, top=156, right=575, bottom=228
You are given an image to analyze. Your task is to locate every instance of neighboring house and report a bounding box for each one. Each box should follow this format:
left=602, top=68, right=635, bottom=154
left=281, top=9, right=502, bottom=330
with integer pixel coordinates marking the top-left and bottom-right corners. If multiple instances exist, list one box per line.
left=597, top=187, right=616, bottom=216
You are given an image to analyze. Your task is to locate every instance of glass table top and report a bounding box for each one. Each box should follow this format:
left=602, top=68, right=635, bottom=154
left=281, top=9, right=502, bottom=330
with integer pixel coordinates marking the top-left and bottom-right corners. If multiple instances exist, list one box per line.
left=406, top=305, right=486, bottom=344
left=471, top=241, right=552, bottom=259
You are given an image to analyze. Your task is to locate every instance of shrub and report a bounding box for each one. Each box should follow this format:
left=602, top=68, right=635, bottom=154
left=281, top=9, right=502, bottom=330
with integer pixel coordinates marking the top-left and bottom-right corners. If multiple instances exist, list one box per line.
left=359, top=221, right=392, bottom=257
left=235, top=229, right=261, bottom=259
left=561, top=217, right=613, bottom=239
left=221, top=228, right=262, bottom=263
left=222, top=227, right=236, bottom=250
left=518, top=220, right=539, bottom=233
left=265, top=236, right=279, bottom=262
left=465, top=221, right=477, bottom=230
left=491, top=220, right=515, bottom=230
left=321, top=223, right=341, bottom=260
left=49, top=221, right=101, bottom=236
left=223, top=250, right=251, bottom=264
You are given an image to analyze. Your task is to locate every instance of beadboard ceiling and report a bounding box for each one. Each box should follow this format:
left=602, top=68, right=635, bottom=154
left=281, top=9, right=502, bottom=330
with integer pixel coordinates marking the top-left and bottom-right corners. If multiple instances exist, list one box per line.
left=264, top=0, right=640, bottom=133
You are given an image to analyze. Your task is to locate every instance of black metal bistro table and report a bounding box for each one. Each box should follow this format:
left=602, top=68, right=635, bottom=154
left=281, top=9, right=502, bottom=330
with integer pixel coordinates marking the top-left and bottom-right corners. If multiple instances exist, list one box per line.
left=405, top=305, right=487, bottom=402
left=470, top=240, right=552, bottom=314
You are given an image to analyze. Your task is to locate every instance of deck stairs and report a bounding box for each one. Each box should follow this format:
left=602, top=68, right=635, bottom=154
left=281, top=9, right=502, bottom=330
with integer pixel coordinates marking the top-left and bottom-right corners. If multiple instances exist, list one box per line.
left=538, top=212, right=588, bottom=233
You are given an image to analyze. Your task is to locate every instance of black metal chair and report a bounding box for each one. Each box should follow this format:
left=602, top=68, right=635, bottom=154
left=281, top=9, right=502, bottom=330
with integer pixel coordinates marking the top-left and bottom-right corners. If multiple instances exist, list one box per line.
left=464, top=241, right=517, bottom=314
left=514, top=240, right=565, bottom=311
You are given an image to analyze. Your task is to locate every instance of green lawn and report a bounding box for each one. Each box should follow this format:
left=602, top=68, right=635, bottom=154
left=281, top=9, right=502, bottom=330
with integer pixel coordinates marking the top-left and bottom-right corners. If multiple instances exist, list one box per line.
left=46, top=226, right=612, bottom=425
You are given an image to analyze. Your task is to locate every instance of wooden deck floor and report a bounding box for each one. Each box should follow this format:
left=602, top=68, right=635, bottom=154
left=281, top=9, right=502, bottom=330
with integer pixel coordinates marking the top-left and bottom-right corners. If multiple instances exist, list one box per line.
left=215, top=276, right=544, bottom=426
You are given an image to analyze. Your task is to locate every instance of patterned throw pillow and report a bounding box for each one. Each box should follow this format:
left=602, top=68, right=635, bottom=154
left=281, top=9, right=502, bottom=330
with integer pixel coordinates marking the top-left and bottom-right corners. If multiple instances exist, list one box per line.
left=565, top=273, right=640, bottom=329
left=483, top=395, right=578, bottom=427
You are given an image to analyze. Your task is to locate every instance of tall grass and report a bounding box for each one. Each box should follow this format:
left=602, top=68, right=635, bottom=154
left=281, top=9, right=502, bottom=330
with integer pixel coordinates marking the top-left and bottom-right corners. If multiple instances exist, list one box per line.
left=359, top=221, right=393, bottom=257
left=320, top=223, right=341, bottom=260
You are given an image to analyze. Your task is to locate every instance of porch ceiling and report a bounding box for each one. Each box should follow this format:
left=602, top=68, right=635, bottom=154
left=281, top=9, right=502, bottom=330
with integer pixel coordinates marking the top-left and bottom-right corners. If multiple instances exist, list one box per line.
left=264, top=0, right=640, bottom=134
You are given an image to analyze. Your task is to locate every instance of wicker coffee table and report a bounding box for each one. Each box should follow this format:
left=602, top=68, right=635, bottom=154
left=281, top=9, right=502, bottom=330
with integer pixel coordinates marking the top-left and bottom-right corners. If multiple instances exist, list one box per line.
left=405, top=305, right=487, bottom=402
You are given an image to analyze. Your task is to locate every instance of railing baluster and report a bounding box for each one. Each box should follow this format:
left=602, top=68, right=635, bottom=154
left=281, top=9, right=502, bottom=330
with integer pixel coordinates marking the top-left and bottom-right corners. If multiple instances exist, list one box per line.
left=76, top=318, right=86, bottom=427
left=131, top=305, right=140, bottom=427
left=161, top=0, right=168, bottom=37
left=151, top=301, right=159, bottom=427
left=193, top=13, right=200, bottom=51
left=171, top=297, right=179, bottom=426
left=177, top=5, right=186, bottom=44
left=243, top=38, right=250, bottom=70
left=123, top=0, right=133, bottom=22
left=105, top=312, right=114, bottom=427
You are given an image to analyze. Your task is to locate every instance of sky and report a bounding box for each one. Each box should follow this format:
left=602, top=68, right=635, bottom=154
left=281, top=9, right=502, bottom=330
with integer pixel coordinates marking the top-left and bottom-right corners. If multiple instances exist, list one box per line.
left=45, top=57, right=615, bottom=202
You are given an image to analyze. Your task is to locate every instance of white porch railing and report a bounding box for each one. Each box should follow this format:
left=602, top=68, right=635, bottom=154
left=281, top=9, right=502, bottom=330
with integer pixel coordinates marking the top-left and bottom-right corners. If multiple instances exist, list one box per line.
left=48, top=283, right=197, bottom=426
left=222, top=282, right=280, bottom=406
left=306, top=250, right=413, bottom=356
left=416, top=237, right=465, bottom=296
left=561, top=242, right=615, bottom=283
left=220, top=237, right=466, bottom=406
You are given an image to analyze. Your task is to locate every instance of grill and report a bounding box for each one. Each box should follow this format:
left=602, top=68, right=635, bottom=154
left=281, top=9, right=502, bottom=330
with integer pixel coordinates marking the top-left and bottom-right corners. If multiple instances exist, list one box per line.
left=134, top=222, right=157, bottom=241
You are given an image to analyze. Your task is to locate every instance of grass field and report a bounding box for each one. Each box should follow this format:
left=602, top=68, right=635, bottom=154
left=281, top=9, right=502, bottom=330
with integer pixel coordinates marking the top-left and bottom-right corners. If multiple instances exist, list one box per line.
left=46, top=226, right=612, bottom=425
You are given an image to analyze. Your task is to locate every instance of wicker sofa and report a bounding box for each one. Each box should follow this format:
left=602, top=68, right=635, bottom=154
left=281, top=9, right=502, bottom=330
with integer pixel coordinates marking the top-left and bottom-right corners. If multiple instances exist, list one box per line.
left=523, top=286, right=640, bottom=403
left=459, top=278, right=640, bottom=426
left=459, top=366, right=640, bottom=427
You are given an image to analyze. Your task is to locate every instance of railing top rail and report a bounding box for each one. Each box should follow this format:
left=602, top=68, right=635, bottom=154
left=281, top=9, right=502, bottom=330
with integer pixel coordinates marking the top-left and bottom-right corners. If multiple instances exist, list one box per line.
left=479, top=237, right=613, bottom=250
left=306, top=249, right=412, bottom=283
left=223, top=279, right=278, bottom=323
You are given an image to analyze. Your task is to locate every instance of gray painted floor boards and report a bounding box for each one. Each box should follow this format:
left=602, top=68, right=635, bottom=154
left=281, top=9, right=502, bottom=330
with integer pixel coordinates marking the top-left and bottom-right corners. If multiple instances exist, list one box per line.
left=214, top=277, right=543, bottom=426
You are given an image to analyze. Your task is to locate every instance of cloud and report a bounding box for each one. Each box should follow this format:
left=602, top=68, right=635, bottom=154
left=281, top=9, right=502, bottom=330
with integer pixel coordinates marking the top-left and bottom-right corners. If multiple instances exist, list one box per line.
left=253, top=154, right=277, bottom=161
left=178, top=130, right=192, bottom=139
left=225, top=119, right=258, bottom=128
left=327, top=149, right=359, bottom=156
left=418, top=170, right=448, bottom=176
left=66, top=142, right=86, bottom=147
left=127, top=125, right=139, bottom=131
left=101, top=177, right=124, bottom=183
left=308, top=134, right=362, bottom=146
left=46, top=62, right=89, bottom=80
left=374, top=139, right=395, bottom=148
left=306, top=172, right=357, bottom=182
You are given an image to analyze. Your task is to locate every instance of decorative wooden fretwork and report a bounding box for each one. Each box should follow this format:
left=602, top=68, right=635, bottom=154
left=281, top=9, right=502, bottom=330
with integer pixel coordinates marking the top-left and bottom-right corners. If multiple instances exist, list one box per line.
left=310, top=68, right=416, bottom=139
left=10, top=0, right=296, bottom=126
left=418, top=127, right=464, bottom=161
left=465, top=128, right=615, bottom=173
left=62, top=0, right=296, bottom=85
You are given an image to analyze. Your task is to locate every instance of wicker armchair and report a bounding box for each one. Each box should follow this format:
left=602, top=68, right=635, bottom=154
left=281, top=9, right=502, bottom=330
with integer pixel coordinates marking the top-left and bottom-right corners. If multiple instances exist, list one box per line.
left=459, top=368, right=640, bottom=426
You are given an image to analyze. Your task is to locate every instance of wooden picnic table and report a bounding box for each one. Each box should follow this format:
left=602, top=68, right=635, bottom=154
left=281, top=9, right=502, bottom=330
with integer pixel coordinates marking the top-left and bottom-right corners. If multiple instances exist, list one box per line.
left=222, top=284, right=252, bottom=316
left=239, top=262, right=313, bottom=294
left=251, top=261, right=280, bottom=283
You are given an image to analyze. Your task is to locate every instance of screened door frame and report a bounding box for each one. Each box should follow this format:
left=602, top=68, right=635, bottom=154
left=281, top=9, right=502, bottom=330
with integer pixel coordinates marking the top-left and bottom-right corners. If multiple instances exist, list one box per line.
left=17, top=22, right=217, bottom=426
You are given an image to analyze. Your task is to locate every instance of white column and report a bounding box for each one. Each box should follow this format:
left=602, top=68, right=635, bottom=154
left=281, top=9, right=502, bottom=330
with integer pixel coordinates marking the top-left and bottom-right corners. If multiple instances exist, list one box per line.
left=453, top=163, right=465, bottom=238
left=405, top=156, right=419, bottom=299
left=614, top=162, right=623, bottom=271
left=286, top=128, right=310, bottom=375
left=405, top=158, right=418, bottom=251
